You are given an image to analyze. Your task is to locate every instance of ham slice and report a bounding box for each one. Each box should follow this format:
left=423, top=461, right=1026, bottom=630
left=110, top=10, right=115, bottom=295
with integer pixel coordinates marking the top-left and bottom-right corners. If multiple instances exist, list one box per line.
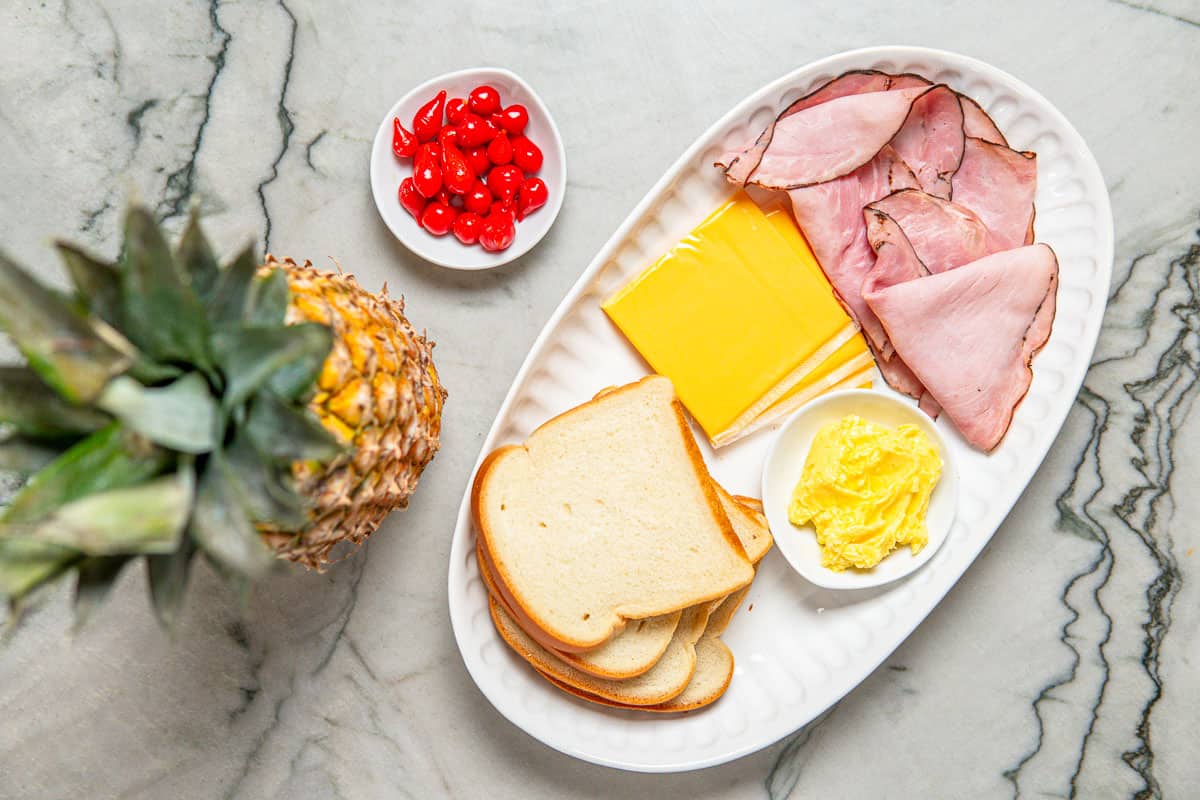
left=959, top=96, right=1008, bottom=145
left=718, top=70, right=930, bottom=184
left=950, top=137, right=1037, bottom=249
left=862, top=208, right=930, bottom=296
left=889, top=86, right=964, bottom=199
left=786, top=146, right=920, bottom=352
left=859, top=208, right=941, bottom=414
left=868, top=189, right=999, bottom=274
left=864, top=245, right=1059, bottom=450
left=729, top=87, right=930, bottom=189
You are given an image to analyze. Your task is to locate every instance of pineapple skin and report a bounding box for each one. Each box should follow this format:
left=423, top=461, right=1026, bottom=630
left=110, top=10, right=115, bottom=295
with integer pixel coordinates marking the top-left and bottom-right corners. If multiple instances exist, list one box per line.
left=259, top=256, right=446, bottom=569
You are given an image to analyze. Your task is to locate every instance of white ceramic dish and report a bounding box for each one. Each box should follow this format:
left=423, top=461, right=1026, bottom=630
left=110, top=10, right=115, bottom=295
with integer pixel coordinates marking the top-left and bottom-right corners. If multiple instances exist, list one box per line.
left=369, top=67, right=566, bottom=270
left=761, top=389, right=960, bottom=590
left=448, top=46, right=1112, bottom=772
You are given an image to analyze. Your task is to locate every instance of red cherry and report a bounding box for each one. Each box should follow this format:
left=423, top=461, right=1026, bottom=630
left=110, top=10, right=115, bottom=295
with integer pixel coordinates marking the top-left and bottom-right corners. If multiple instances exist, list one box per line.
left=516, top=177, right=548, bottom=220
left=441, top=141, right=474, bottom=195
left=452, top=212, right=483, bottom=245
left=479, top=213, right=516, bottom=252
left=496, top=199, right=518, bottom=222
left=445, top=97, right=468, bottom=125
left=413, top=149, right=442, bottom=198
left=487, top=164, right=524, bottom=201
left=498, top=104, right=529, bottom=134
left=463, top=146, right=491, bottom=176
left=511, top=136, right=543, bottom=173
left=487, top=132, right=513, bottom=165
left=463, top=181, right=493, bottom=215
left=418, top=141, right=441, bottom=162
left=397, top=177, right=425, bottom=222
left=392, top=118, right=418, bottom=158
left=412, top=90, right=446, bottom=143
left=457, top=112, right=499, bottom=147
left=420, top=202, right=457, bottom=236
left=468, top=85, right=502, bottom=116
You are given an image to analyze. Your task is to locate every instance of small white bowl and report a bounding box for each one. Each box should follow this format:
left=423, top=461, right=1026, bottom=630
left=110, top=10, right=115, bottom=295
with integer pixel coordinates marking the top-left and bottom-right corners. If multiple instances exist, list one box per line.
left=369, top=67, right=566, bottom=270
left=761, top=389, right=959, bottom=590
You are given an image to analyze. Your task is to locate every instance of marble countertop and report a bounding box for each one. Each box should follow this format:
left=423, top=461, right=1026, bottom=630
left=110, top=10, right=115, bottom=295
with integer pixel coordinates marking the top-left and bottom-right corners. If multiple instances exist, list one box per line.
left=1, top=1, right=1197, bottom=797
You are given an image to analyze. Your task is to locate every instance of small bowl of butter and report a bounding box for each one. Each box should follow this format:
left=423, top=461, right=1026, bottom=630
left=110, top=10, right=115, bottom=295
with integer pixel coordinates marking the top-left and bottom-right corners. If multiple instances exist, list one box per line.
left=761, top=389, right=959, bottom=590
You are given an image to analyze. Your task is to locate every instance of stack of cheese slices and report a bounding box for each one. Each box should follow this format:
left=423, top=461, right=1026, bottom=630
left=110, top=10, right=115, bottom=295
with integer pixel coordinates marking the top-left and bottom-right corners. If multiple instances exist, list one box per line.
left=471, top=376, right=772, bottom=711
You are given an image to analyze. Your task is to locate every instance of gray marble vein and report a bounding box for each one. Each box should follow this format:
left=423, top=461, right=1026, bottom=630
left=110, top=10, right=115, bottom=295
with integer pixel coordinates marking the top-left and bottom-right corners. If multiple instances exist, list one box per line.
left=0, top=1, right=1197, bottom=798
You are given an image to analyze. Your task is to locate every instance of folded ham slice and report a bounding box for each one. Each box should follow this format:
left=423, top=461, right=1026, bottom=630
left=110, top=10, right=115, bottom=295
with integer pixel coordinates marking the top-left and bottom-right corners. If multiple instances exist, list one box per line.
left=787, top=146, right=920, bottom=353
left=862, top=208, right=930, bottom=296
left=728, top=87, right=930, bottom=189
left=888, top=85, right=964, bottom=200
left=718, top=70, right=930, bottom=184
left=868, top=189, right=999, bottom=274
left=864, top=244, right=1059, bottom=450
left=859, top=207, right=942, bottom=415
left=959, top=96, right=1008, bottom=145
left=950, top=137, right=1037, bottom=250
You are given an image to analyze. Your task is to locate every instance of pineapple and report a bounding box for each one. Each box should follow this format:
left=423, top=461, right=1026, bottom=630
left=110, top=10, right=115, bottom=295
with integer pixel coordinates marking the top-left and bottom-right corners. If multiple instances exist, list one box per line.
left=0, top=206, right=445, bottom=627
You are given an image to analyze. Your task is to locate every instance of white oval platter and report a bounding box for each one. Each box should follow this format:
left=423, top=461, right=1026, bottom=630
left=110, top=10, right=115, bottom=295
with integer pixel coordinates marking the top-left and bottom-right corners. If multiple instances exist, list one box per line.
left=446, top=46, right=1113, bottom=772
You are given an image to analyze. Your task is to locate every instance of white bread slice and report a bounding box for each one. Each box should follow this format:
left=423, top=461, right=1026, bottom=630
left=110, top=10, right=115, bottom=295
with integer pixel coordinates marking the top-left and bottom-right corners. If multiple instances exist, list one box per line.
left=476, top=543, right=680, bottom=679
left=540, top=635, right=734, bottom=713
left=475, top=503, right=758, bottom=695
left=474, top=493, right=770, bottom=682
left=733, top=495, right=764, bottom=516
left=488, top=592, right=713, bottom=705
left=472, top=375, right=754, bottom=652
left=547, top=490, right=770, bottom=679
left=714, top=485, right=772, bottom=564
left=538, top=585, right=750, bottom=713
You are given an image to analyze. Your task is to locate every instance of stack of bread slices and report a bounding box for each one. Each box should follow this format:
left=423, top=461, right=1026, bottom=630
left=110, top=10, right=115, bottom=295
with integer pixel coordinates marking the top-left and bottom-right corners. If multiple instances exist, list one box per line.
left=471, top=376, right=772, bottom=711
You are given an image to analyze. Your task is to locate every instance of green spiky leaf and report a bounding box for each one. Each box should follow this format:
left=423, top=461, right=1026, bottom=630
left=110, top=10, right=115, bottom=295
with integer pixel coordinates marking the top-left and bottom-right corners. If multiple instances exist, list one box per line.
left=56, top=243, right=122, bottom=325
left=211, top=323, right=332, bottom=409
left=146, top=535, right=195, bottom=630
left=0, top=537, right=76, bottom=600
left=0, top=249, right=135, bottom=403
left=189, top=453, right=277, bottom=579
left=127, top=358, right=185, bottom=385
left=1, top=423, right=169, bottom=524
left=97, top=373, right=218, bottom=453
left=176, top=211, right=220, bottom=301
left=245, top=269, right=290, bottom=326
left=224, top=435, right=310, bottom=529
left=245, top=392, right=342, bottom=464
left=0, top=366, right=111, bottom=438
left=22, top=469, right=192, bottom=556
left=0, top=202, right=371, bottom=632
left=118, top=208, right=212, bottom=367
left=73, top=555, right=130, bottom=628
left=206, top=244, right=258, bottom=326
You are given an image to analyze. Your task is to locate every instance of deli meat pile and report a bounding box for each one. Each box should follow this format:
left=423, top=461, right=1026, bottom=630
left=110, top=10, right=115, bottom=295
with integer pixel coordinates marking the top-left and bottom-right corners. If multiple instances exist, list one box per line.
left=717, top=70, right=1058, bottom=451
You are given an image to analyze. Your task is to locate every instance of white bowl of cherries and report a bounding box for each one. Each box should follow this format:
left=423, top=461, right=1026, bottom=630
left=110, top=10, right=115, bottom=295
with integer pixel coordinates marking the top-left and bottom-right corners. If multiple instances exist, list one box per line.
left=370, top=67, right=566, bottom=270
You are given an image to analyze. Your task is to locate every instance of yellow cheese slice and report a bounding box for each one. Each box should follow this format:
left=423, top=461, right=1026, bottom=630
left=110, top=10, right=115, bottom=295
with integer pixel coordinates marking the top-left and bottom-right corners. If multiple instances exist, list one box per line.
left=715, top=348, right=875, bottom=446
left=603, top=194, right=857, bottom=442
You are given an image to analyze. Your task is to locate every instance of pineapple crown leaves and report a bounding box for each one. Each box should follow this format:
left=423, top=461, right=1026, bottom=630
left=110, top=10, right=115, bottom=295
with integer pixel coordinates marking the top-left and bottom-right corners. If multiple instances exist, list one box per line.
left=0, top=205, right=346, bottom=632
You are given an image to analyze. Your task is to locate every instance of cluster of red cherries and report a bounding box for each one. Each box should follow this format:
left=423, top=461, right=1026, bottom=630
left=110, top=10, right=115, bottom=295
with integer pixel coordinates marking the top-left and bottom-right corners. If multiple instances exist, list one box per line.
left=393, top=84, right=547, bottom=252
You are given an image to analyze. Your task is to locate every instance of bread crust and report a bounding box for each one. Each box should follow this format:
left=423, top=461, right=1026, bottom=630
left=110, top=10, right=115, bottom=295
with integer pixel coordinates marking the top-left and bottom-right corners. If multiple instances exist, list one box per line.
left=486, top=593, right=708, bottom=706
left=535, top=636, right=735, bottom=713
left=470, top=375, right=753, bottom=652
left=476, top=543, right=680, bottom=679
